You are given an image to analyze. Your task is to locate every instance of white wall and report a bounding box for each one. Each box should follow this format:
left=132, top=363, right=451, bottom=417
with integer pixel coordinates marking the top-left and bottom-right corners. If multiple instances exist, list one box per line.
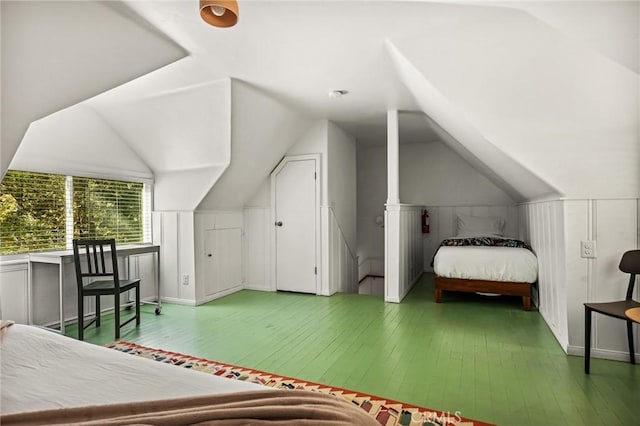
left=95, top=79, right=232, bottom=211
left=387, top=5, right=638, bottom=200
left=519, top=198, right=639, bottom=360
left=327, top=122, right=357, bottom=252
left=356, top=145, right=387, bottom=269
left=400, top=142, right=514, bottom=206
left=519, top=201, right=568, bottom=349
left=357, top=141, right=517, bottom=269
left=243, top=207, right=271, bottom=291
left=198, top=81, right=313, bottom=209
left=515, top=1, right=639, bottom=73
left=152, top=211, right=196, bottom=305
left=10, top=105, right=152, bottom=183
left=385, top=205, right=423, bottom=303
left=1, top=0, right=186, bottom=176
left=324, top=123, right=358, bottom=294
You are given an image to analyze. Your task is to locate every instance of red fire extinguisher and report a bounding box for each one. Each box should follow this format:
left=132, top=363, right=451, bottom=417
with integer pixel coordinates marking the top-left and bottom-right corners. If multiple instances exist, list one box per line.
left=422, top=210, right=430, bottom=234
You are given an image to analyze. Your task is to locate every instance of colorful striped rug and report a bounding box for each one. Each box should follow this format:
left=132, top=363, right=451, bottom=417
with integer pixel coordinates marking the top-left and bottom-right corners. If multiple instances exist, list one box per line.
left=107, top=342, right=492, bottom=426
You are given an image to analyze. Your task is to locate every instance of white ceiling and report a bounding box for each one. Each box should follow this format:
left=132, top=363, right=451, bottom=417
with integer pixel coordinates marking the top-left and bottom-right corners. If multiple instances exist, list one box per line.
left=91, top=0, right=508, bottom=147
left=86, top=0, right=637, bottom=149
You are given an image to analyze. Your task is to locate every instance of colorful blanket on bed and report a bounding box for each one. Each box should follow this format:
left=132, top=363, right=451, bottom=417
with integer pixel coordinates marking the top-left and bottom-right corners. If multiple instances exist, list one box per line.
left=430, top=237, right=533, bottom=267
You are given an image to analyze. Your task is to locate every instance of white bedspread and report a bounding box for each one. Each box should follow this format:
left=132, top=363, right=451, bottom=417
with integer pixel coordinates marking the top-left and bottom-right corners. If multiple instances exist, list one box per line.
left=433, top=246, right=538, bottom=283
left=0, top=324, right=270, bottom=415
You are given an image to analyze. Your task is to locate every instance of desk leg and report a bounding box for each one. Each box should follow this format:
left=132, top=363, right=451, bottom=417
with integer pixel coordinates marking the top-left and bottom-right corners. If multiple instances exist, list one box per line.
left=155, top=251, right=162, bottom=315
left=59, top=260, right=65, bottom=335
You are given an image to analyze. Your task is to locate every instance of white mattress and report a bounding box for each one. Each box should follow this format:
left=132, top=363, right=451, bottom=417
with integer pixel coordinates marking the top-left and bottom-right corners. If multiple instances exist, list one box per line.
left=0, top=324, right=270, bottom=415
left=433, top=246, right=538, bottom=283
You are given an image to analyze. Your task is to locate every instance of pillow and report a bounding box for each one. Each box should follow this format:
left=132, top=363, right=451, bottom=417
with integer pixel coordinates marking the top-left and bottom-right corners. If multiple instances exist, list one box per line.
left=456, top=214, right=505, bottom=238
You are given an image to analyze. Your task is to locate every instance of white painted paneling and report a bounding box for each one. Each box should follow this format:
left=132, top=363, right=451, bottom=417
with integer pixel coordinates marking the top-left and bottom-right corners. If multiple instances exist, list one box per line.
left=592, top=200, right=638, bottom=354
left=563, top=200, right=590, bottom=352
left=385, top=205, right=423, bottom=303
left=194, top=211, right=244, bottom=304
left=156, top=211, right=179, bottom=300
left=520, top=200, right=568, bottom=350
left=522, top=198, right=639, bottom=361
left=243, top=208, right=271, bottom=291
left=0, top=263, right=29, bottom=324
left=203, top=228, right=242, bottom=298
left=326, top=207, right=358, bottom=295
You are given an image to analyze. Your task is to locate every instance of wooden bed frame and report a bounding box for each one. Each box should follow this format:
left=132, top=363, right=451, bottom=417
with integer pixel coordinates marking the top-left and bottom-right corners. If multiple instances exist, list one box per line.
left=435, top=276, right=532, bottom=311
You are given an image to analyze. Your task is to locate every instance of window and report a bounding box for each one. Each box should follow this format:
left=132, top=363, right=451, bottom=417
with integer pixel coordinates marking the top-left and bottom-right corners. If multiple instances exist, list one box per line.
left=0, top=170, right=151, bottom=255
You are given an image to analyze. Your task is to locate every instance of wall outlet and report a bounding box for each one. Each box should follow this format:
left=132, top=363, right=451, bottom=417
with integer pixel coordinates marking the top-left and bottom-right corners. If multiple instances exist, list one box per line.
left=581, top=240, right=597, bottom=258
left=181, top=273, right=190, bottom=286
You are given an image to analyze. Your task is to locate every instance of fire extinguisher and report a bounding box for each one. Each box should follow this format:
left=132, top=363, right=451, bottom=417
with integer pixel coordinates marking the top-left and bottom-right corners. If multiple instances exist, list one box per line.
left=422, top=210, right=430, bottom=234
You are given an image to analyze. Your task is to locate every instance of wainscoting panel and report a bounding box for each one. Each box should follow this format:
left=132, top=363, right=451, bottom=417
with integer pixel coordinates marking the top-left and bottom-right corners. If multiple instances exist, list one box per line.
left=243, top=207, right=271, bottom=291
left=326, top=207, right=358, bottom=294
left=385, top=205, right=423, bottom=303
left=519, top=200, right=568, bottom=350
left=591, top=199, right=638, bottom=357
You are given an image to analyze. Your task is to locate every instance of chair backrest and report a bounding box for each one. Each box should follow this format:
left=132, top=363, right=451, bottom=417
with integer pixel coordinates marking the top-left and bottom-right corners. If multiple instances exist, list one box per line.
left=72, top=239, right=120, bottom=292
left=619, top=250, right=640, bottom=300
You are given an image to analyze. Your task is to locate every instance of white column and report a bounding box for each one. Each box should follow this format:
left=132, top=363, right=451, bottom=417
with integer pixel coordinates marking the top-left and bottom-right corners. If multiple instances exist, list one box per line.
left=387, top=110, right=400, bottom=205
left=385, top=109, right=401, bottom=303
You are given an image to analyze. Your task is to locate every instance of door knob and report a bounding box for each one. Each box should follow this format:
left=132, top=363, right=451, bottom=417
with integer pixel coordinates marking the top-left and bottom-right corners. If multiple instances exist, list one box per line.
left=275, top=221, right=283, bottom=227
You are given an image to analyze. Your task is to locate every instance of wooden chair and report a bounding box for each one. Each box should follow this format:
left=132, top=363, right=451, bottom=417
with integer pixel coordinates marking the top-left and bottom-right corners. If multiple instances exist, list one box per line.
left=73, top=239, right=141, bottom=341
left=584, top=250, right=640, bottom=374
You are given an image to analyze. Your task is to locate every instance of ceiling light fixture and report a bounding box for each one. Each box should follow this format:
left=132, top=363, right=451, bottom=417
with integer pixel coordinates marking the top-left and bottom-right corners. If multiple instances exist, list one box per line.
left=200, top=0, right=239, bottom=28
left=328, top=90, right=348, bottom=98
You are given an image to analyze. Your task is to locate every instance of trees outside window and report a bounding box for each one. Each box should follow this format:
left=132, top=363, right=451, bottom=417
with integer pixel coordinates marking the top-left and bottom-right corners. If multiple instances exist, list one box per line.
left=0, top=170, right=148, bottom=255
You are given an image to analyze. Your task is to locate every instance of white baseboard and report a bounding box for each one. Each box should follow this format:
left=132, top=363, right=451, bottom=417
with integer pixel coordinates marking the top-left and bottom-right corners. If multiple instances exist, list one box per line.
left=567, top=345, right=640, bottom=362
left=195, top=285, right=243, bottom=305
left=243, top=284, right=274, bottom=292
left=160, top=297, right=196, bottom=306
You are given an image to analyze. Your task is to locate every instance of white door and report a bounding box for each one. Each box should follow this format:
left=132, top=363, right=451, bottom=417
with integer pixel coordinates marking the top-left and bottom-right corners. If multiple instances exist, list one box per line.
left=274, top=159, right=317, bottom=293
left=204, top=228, right=242, bottom=296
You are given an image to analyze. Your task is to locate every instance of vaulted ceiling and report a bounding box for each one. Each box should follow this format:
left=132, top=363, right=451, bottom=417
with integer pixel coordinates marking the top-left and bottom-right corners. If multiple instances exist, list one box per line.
left=4, top=1, right=638, bottom=207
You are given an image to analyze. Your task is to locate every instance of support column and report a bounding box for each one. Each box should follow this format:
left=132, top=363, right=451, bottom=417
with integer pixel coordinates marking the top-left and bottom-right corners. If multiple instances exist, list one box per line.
left=387, top=110, right=400, bottom=205
left=385, top=109, right=401, bottom=303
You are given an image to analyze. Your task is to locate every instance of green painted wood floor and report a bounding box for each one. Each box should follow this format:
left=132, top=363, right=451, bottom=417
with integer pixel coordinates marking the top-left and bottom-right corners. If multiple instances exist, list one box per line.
left=71, top=273, right=640, bottom=426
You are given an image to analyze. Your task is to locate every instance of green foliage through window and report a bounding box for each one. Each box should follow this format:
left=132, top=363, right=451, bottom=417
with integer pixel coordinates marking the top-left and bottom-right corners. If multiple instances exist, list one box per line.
left=0, top=170, right=147, bottom=255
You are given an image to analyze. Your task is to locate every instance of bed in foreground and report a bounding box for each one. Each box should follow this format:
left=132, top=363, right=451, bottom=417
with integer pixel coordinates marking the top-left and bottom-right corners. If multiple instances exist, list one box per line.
left=431, top=215, right=538, bottom=311
left=0, top=322, right=377, bottom=425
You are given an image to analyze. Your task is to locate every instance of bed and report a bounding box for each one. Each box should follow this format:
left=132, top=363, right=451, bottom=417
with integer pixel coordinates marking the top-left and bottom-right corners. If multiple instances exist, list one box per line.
left=0, top=322, right=377, bottom=425
left=432, top=214, right=538, bottom=311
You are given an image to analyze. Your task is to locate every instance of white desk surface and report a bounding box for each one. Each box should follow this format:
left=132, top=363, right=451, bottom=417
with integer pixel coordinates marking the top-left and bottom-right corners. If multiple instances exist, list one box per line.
left=29, top=244, right=160, bottom=264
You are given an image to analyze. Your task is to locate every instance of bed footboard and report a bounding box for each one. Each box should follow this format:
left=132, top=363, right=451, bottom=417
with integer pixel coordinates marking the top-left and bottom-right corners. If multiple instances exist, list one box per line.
left=435, top=276, right=532, bottom=311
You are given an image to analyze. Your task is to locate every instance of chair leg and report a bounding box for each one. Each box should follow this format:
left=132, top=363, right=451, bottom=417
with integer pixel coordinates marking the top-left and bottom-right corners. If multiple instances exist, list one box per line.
left=585, top=306, right=592, bottom=374
left=78, top=293, right=84, bottom=341
left=114, top=294, right=120, bottom=340
left=135, top=285, right=141, bottom=326
left=95, top=295, right=101, bottom=327
left=627, top=320, right=636, bottom=365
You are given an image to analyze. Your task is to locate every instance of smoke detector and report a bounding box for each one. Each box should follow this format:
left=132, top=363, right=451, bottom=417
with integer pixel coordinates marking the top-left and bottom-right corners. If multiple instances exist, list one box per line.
left=328, top=90, right=348, bottom=98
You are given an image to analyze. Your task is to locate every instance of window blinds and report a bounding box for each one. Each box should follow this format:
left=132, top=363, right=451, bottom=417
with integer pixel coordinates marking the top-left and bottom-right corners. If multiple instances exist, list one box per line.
left=0, top=170, right=150, bottom=255
left=0, top=170, right=67, bottom=254
left=73, top=177, right=144, bottom=243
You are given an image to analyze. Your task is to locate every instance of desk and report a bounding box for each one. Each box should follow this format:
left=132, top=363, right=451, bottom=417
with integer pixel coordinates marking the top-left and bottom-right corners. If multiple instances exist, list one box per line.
left=29, top=244, right=161, bottom=334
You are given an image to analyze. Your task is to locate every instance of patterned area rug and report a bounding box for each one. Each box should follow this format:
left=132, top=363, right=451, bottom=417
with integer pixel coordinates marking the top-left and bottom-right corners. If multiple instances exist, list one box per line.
left=107, top=342, right=492, bottom=426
